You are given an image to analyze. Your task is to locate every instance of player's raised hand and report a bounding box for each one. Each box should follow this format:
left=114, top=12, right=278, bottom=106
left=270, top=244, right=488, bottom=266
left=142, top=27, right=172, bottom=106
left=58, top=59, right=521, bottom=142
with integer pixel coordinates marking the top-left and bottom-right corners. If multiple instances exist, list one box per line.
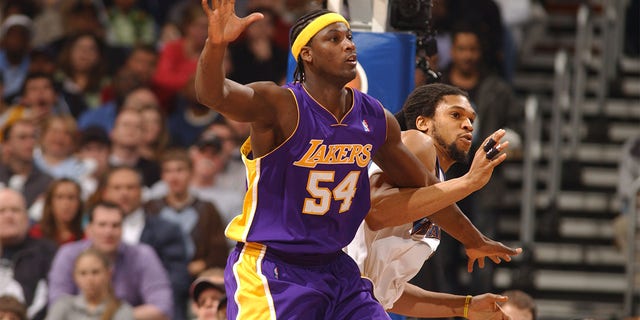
left=465, top=236, right=522, bottom=272
left=201, top=0, right=263, bottom=45
left=468, top=294, right=511, bottom=320
left=465, top=129, right=509, bottom=191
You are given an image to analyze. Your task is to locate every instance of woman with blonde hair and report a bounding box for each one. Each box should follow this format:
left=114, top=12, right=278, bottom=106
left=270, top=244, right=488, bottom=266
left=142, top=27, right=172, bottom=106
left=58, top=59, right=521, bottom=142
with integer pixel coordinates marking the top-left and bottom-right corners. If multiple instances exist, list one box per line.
left=46, top=248, right=134, bottom=320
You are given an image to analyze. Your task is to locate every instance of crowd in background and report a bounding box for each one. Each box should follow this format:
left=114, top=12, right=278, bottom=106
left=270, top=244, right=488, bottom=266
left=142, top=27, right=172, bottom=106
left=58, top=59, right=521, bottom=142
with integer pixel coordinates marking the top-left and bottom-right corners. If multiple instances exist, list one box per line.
left=0, top=0, right=542, bottom=319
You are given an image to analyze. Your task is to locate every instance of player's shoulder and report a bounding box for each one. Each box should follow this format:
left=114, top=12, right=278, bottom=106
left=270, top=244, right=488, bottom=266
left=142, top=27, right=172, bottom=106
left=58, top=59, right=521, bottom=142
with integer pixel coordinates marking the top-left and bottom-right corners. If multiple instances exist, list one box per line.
left=401, top=129, right=434, bottom=150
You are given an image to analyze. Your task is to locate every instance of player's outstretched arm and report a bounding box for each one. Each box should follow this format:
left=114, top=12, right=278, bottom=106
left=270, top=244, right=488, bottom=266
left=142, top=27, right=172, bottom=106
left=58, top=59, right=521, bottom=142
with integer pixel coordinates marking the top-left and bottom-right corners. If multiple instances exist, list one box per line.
left=195, top=0, right=284, bottom=122
left=389, top=283, right=511, bottom=319
left=367, top=129, right=508, bottom=230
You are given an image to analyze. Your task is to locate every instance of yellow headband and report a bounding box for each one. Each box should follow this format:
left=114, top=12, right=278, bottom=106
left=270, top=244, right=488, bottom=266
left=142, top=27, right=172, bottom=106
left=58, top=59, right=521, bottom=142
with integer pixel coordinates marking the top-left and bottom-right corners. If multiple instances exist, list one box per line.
left=291, top=13, right=350, bottom=62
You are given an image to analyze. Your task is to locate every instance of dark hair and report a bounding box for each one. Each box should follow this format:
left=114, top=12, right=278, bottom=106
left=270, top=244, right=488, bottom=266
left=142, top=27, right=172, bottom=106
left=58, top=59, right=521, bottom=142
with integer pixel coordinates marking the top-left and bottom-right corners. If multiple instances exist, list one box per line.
left=87, top=201, right=124, bottom=222
left=40, top=178, right=84, bottom=243
left=20, top=72, right=55, bottom=97
left=402, top=83, right=468, bottom=130
left=289, top=9, right=333, bottom=83
left=57, top=31, right=105, bottom=93
left=500, top=290, right=537, bottom=320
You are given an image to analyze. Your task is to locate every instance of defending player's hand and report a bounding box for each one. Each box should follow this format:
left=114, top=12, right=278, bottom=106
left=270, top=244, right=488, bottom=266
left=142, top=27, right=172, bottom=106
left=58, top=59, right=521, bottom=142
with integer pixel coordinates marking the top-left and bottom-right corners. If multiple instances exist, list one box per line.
left=465, top=236, right=522, bottom=272
left=201, top=0, right=263, bottom=45
left=464, top=129, right=509, bottom=191
left=468, top=294, right=511, bottom=320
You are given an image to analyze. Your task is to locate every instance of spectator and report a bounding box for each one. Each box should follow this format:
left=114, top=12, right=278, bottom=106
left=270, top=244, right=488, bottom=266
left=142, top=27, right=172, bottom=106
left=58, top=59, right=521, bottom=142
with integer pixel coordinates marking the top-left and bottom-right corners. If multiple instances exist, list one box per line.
left=33, top=115, right=87, bottom=181
left=189, top=268, right=225, bottom=320
left=78, top=83, right=156, bottom=133
left=0, top=72, right=70, bottom=135
left=152, top=2, right=207, bottom=111
left=145, top=148, right=229, bottom=277
left=202, top=118, right=246, bottom=196
left=499, top=289, right=536, bottom=320
left=108, top=108, right=160, bottom=187
left=440, top=22, right=521, bottom=294
left=55, top=32, right=108, bottom=115
left=105, top=0, right=156, bottom=48
left=0, top=120, right=53, bottom=209
left=45, top=0, right=107, bottom=58
left=0, top=188, right=56, bottom=319
left=100, top=45, right=158, bottom=104
left=0, top=295, right=27, bottom=320
left=48, top=201, right=173, bottom=319
left=29, top=178, right=84, bottom=246
left=227, top=7, right=288, bottom=85
left=76, top=126, right=111, bottom=200
left=46, top=248, right=135, bottom=320
left=193, top=131, right=244, bottom=222
left=0, top=14, right=32, bottom=101
left=98, top=166, right=189, bottom=320
left=139, top=104, right=169, bottom=162
left=168, top=76, right=219, bottom=148
left=27, top=48, right=57, bottom=76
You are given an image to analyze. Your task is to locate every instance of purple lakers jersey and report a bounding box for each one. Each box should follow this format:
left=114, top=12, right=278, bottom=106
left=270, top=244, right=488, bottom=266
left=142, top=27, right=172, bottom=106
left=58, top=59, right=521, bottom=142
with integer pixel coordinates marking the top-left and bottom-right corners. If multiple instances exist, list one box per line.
left=225, top=83, right=388, bottom=254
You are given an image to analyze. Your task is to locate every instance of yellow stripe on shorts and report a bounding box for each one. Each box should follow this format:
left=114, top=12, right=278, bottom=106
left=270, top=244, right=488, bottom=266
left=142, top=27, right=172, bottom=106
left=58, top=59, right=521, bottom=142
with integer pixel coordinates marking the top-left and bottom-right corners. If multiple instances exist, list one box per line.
left=232, top=242, right=277, bottom=320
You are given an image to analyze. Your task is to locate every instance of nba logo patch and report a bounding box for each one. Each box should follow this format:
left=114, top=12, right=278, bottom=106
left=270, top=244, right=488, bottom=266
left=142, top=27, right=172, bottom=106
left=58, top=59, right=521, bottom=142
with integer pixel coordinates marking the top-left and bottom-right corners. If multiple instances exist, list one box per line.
left=362, top=119, right=370, bottom=132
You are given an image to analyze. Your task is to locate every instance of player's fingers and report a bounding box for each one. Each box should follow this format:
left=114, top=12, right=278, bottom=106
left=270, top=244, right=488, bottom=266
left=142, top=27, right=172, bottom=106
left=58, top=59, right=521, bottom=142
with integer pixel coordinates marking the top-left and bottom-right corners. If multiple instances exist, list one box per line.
left=467, top=258, right=475, bottom=273
left=202, top=0, right=213, bottom=13
left=478, top=257, right=486, bottom=269
left=489, top=255, right=501, bottom=264
left=242, top=12, right=264, bottom=26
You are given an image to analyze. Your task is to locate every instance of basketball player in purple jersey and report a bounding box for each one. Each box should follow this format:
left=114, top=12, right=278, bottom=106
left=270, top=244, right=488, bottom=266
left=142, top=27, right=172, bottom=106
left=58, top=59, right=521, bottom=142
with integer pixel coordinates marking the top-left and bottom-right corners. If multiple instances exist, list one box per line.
left=196, top=1, right=517, bottom=319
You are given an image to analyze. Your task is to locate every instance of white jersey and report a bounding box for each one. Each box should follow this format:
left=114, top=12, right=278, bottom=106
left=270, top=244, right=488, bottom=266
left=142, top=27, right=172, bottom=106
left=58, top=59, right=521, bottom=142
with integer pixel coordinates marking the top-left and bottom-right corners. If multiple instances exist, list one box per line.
left=344, top=161, right=444, bottom=310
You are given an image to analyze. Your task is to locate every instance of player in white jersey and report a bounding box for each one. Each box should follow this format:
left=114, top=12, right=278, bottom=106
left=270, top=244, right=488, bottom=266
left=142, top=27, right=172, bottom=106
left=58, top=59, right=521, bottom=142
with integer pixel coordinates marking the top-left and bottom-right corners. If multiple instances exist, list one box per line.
left=345, top=83, right=519, bottom=318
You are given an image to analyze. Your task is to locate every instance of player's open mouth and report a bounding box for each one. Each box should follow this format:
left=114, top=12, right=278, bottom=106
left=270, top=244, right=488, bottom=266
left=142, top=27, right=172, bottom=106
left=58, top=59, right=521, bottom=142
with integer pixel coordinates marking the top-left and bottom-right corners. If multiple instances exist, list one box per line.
left=346, top=54, right=357, bottom=65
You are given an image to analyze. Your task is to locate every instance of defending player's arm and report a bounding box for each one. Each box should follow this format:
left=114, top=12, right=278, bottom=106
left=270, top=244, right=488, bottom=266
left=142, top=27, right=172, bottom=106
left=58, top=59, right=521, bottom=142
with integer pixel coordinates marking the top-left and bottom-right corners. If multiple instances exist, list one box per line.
left=367, top=129, right=507, bottom=230
left=389, top=283, right=510, bottom=320
left=195, top=0, right=286, bottom=123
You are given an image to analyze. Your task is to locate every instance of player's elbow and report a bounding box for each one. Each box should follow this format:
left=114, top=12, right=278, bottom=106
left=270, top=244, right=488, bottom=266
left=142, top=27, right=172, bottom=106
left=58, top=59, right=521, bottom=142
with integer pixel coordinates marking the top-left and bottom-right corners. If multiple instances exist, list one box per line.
left=365, top=204, right=390, bottom=231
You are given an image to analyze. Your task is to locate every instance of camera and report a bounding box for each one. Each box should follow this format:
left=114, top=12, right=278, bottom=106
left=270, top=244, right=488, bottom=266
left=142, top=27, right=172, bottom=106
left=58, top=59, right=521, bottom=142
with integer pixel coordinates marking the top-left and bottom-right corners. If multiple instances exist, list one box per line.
left=391, top=0, right=441, bottom=84
left=390, top=0, right=432, bottom=31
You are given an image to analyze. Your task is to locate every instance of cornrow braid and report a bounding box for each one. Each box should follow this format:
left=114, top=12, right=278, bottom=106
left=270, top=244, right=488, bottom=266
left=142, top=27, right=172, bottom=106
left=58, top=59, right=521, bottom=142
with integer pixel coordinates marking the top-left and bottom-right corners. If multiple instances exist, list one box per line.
left=402, top=83, right=468, bottom=130
left=289, top=9, right=333, bottom=83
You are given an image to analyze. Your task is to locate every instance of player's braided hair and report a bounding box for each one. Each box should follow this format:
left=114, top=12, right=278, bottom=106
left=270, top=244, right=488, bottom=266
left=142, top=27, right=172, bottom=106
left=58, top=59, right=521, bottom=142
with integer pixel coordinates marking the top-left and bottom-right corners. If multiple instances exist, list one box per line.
left=402, top=83, right=468, bottom=130
left=289, top=9, right=333, bottom=83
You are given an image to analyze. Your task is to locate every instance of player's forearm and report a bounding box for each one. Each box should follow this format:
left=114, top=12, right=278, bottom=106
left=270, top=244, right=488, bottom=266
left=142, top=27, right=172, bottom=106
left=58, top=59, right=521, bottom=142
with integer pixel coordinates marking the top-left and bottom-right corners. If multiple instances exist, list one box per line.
left=428, top=204, right=484, bottom=246
left=368, top=175, right=477, bottom=230
left=195, top=40, right=231, bottom=110
left=388, top=283, right=467, bottom=317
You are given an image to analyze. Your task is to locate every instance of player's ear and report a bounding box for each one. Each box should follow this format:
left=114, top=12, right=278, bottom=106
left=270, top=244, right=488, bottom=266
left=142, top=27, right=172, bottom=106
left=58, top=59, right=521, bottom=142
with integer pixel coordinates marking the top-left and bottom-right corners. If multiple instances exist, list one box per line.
left=300, top=46, right=312, bottom=63
left=415, top=115, right=431, bottom=133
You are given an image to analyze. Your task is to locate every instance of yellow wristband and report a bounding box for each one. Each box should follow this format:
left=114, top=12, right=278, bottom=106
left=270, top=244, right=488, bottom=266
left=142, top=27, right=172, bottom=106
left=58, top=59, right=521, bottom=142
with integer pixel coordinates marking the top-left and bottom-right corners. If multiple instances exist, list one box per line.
left=463, top=295, right=472, bottom=318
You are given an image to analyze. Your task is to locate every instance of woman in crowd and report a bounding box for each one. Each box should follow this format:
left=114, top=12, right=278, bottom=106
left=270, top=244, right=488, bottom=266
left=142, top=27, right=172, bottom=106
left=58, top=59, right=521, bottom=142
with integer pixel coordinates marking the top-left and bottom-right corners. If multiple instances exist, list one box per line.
left=46, top=248, right=134, bottom=320
left=29, top=178, right=84, bottom=246
left=139, top=104, right=169, bottom=162
left=56, top=32, right=109, bottom=116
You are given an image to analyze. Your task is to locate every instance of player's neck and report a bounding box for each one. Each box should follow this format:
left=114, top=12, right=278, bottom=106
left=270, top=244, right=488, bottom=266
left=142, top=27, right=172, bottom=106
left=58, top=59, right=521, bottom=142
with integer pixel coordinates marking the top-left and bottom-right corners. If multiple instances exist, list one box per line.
left=302, top=79, right=352, bottom=119
left=434, top=146, right=455, bottom=172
